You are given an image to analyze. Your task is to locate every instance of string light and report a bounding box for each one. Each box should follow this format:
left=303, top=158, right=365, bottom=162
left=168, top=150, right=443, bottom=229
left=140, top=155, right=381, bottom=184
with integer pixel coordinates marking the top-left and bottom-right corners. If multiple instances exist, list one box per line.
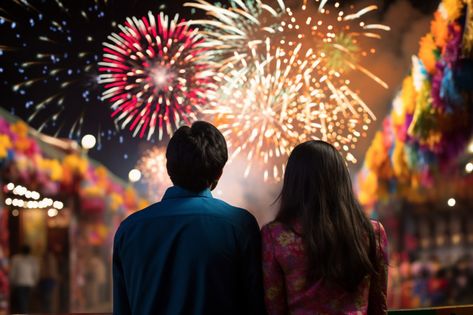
left=3, top=183, right=65, bottom=212
left=465, top=162, right=473, bottom=173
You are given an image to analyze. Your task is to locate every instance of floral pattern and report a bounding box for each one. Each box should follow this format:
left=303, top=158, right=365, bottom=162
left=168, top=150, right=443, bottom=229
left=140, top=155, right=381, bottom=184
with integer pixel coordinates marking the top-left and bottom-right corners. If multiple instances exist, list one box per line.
left=261, top=220, right=388, bottom=315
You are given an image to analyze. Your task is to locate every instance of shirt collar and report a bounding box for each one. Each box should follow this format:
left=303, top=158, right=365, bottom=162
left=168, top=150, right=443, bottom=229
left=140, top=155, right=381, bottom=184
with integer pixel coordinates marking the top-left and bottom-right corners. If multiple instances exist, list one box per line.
left=162, top=186, right=213, bottom=200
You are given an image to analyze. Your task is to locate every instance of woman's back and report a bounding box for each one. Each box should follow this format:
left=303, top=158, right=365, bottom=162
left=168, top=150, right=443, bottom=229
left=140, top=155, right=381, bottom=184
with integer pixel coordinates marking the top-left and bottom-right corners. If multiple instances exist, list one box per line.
left=262, top=219, right=388, bottom=315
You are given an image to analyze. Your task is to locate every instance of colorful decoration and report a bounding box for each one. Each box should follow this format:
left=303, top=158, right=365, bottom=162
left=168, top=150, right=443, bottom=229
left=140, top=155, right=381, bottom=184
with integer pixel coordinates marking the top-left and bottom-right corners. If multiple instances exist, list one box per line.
left=191, top=0, right=389, bottom=180
left=98, top=12, right=215, bottom=140
left=0, top=115, right=148, bottom=224
left=356, top=0, right=473, bottom=207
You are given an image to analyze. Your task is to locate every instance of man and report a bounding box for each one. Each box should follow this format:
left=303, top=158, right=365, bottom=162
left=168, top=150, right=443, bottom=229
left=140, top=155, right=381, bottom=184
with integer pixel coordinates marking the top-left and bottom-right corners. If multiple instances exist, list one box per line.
left=113, top=121, right=266, bottom=315
left=10, top=244, right=39, bottom=314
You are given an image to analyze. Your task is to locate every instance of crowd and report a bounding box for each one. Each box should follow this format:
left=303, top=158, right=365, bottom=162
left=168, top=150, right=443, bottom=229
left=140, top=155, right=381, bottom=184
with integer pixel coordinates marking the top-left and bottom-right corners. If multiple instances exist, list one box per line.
left=388, top=253, right=473, bottom=308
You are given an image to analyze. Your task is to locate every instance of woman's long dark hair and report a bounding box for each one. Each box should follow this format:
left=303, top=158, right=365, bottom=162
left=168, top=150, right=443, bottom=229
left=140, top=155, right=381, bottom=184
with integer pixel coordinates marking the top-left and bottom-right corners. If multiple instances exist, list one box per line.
left=276, top=140, right=377, bottom=292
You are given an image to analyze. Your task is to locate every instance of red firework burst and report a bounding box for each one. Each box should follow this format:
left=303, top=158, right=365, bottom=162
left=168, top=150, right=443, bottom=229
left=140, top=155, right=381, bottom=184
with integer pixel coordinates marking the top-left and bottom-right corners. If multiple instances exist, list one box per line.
left=98, top=12, right=216, bottom=140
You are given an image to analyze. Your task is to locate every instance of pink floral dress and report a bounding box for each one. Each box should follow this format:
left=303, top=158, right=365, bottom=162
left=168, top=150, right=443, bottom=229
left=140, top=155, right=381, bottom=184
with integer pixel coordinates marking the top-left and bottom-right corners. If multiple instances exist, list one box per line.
left=261, top=220, right=388, bottom=315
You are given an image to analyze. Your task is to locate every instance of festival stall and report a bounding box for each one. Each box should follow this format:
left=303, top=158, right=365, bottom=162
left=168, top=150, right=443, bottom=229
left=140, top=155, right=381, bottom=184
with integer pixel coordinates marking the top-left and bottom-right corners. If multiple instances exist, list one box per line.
left=0, top=108, right=148, bottom=313
left=355, top=0, right=473, bottom=308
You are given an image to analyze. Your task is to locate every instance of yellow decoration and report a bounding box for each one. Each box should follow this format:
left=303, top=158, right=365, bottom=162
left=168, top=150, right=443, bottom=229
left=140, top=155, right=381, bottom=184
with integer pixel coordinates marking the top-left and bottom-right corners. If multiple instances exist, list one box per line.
left=48, top=159, right=63, bottom=181
left=124, top=186, right=137, bottom=207
left=37, top=157, right=63, bottom=182
left=82, top=185, right=105, bottom=197
left=109, top=192, right=124, bottom=212
left=401, top=76, right=417, bottom=115
left=418, top=34, right=438, bottom=74
left=392, top=141, right=410, bottom=181
left=431, top=11, right=449, bottom=48
left=63, top=154, right=88, bottom=175
left=0, top=134, right=12, bottom=158
left=408, top=81, right=432, bottom=137
left=392, top=94, right=406, bottom=129
left=95, top=166, right=109, bottom=189
left=357, top=171, right=378, bottom=206
left=138, top=199, right=149, bottom=210
left=14, top=138, right=31, bottom=153
left=10, top=121, right=29, bottom=137
left=365, top=133, right=387, bottom=170
left=441, top=0, right=464, bottom=22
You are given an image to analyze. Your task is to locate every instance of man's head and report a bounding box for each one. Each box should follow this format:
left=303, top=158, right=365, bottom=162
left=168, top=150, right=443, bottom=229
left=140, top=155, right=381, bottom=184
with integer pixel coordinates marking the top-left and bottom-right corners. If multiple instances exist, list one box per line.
left=166, top=121, right=228, bottom=192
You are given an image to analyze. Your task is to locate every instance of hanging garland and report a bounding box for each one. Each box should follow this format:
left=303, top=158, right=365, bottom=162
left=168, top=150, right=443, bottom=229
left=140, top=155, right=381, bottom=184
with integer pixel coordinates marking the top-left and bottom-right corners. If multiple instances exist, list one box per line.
left=356, top=0, right=473, bottom=208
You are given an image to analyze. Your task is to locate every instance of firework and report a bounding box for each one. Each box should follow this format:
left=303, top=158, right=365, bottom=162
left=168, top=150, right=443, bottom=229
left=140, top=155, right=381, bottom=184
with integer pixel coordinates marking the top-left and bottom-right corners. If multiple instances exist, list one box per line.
left=274, top=1, right=387, bottom=162
left=192, top=0, right=388, bottom=167
left=98, top=12, right=216, bottom=140
left=136, top=147, right=171, bottom=201
left=0, top=0, right=169, bottom=142
left=1, top=0, right=113, bottom=140
left=184, top=0, right=285, bottom=70
left=205, top=39, right=314, bottom=181
left=277, top=1, right=389, bottom=86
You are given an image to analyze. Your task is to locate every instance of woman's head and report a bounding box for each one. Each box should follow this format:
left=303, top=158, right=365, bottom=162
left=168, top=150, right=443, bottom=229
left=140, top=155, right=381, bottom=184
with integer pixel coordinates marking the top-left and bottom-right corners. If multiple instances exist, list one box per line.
left=277, top=140, right=377, bottom=291
left=278, top=141, right=353, bottom=217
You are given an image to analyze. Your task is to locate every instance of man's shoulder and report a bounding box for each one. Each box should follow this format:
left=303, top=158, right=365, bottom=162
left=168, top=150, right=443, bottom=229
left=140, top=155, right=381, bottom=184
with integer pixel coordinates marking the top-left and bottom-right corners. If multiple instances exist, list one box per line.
left=210, top=197, right=256, bottom=224
left=114, top=203, right=157, bottom=238
left=116, top=198, right=258, bottom=236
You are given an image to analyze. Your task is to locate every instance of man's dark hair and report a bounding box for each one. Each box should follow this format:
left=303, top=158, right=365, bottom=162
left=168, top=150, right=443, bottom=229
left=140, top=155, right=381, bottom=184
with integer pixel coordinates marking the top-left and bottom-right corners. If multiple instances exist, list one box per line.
left=166, top=121, right=228, bottom=192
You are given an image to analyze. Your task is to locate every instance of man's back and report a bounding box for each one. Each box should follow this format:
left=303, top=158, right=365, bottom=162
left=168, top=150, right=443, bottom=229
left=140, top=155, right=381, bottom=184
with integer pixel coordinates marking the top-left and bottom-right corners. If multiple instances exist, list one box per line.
left=113, top=186, right=266, bottom=315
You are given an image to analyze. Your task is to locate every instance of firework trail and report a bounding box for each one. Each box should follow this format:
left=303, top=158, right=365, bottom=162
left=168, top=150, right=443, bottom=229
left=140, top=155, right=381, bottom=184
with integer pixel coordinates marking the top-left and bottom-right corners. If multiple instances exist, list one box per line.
left=98, top=12, right=216, bottom=140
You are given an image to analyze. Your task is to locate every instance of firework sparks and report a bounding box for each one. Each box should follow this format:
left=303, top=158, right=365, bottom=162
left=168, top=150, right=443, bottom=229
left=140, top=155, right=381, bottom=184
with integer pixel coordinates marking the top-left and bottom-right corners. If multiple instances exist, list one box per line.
left=136, top=146, right=171, bottom=201
left=0, top=0, right=169, bottom=142
left=0, top=0, right=118, bottom=141
left=184, top=0, right=285, bottom=70
left=98, top=12, right=216, bottom=140
left=192, top=0, right=389, bottom=170
left=277, top=1, right=389, bottom=87
left=205, top=39, right=315, bottom=181
left=273, top=0, right=387, bottom=162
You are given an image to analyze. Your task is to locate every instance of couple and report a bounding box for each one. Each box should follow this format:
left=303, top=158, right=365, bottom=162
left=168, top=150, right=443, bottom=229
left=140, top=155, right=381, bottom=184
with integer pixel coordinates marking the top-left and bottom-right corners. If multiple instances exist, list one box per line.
left=113, top=121, right=388, bottom=315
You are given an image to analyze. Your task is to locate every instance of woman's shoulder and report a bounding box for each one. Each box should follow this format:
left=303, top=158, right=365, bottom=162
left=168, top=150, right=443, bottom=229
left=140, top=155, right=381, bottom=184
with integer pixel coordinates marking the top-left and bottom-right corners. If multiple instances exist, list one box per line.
left=262, top=220, right=297, bottom=237
left=370, top=220, right=389, bottom=259
left=261, top=220, right=284, bottom=234
left=261, top=220, right=301, bottom=243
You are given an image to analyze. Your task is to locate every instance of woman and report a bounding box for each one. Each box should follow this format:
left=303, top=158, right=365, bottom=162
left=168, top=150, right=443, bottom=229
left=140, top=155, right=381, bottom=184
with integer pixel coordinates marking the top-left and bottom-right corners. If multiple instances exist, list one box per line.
left=262, top=140, right=388, bottom=315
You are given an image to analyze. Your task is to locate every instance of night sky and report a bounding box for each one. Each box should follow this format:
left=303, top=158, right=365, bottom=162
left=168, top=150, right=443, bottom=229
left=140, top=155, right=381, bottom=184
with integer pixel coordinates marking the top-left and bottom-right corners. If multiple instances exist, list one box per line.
left=0, top=0, right=438, bottom=190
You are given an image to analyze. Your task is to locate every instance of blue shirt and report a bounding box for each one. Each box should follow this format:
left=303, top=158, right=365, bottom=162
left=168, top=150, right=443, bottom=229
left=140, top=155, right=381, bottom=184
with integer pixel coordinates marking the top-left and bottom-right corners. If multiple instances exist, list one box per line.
left=113, top=186, right=266, bottom=315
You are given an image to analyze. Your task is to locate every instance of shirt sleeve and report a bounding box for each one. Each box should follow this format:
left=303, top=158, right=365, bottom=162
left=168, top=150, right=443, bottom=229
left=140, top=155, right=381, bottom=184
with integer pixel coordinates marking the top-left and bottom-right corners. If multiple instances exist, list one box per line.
left=240, top=215, right=267, bottom=315
left=113, top=229, right=132, bottom=315
left=368, top=221, right=389, bottom=315
left=261, top=225, right=288, bottom=315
